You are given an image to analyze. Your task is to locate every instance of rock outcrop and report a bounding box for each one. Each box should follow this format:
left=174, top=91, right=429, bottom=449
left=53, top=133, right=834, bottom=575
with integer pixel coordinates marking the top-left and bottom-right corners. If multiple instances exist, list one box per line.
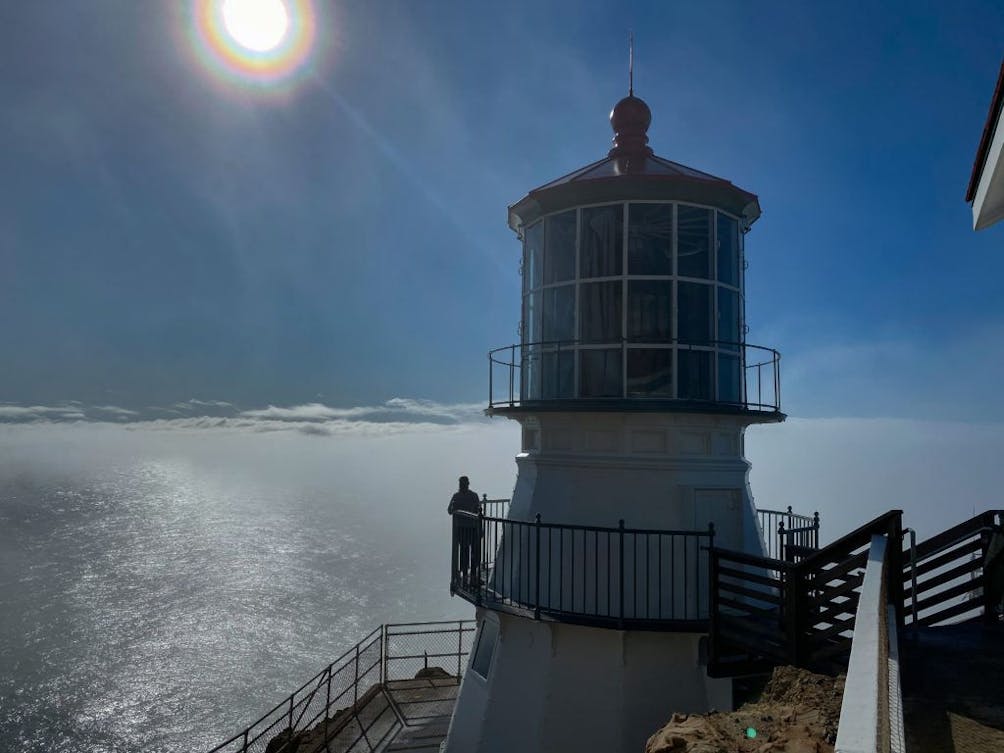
left=646, top=666, right=844, bottom=753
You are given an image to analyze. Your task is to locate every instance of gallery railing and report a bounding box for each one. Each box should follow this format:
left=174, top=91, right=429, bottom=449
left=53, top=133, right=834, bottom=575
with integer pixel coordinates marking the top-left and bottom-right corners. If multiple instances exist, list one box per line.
left=756, top=506, right=821, bottom=561
left=451, top=511, right=715, bottom=630
left=487, top=338, right=781, bottom=413
left=206, top=620, right=476, bottom=753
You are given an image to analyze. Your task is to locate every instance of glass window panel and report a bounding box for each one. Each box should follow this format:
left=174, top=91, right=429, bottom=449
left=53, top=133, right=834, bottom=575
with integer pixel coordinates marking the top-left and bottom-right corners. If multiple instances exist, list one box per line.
left=541, top=349, right=574, bottom=399
left=523, top=291, right=541, bottom=344
left=579, top=349, right=623, bottom=398
left=523, top=222, right=543, bottom=291
left=678, top=350, right=712, bottom=401
left=627, top=349, right=673, bottom=397
left=678, top=282, right=711, bottom=344
left=471, top=617, right=499, bottom=679
left=542, top=285, right=574, bottom=343
left=717, top=288, right=740, bottom=347
left=544, top=211, right=576, bottom=284
left=677, top=206, right=711, bottom=279
left=521, top=349, right=541, bottom=401
left=628, top=203, right=673, bottom=275
left=627, top=281, right=673, bottom=342
left=579, top=281, right=622, bottom=343
left=718, top=353, right=741, bottom=404
left=716, top=213, right=739, bottom=286
left=580, top=204, right=623, bottom=278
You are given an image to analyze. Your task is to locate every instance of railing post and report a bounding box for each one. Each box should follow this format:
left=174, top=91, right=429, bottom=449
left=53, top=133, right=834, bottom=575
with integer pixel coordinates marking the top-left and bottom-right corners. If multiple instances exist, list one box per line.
left=242, top=729, right=249, bottom=753
left=778, top=521, right=786, bottom=562
left=813, top=511, right=820, bottom=549
left=618, top=519, right=625, bottom=628
left=534, top=513, right=542, bottom=619
left=785, top=566, right=806, bottom=667
left=287, top=694, right=294, bottom=733
left=708, top=542, right=719, bottom=669
left=457, top=620, right=464, bottom=679
left=353, top=643, right=360, bottom=707
left=476, top=509, right=484, bottom=606
left=982, top=529, right=995, bottom=625
left=324, top=664, right=331, bottom=749
left=450, top=514, right=458, bottom=595
left=509, top=344, right=515, bottom=406
left=381, top=624, right=388, bottom=685
left=706, top=522, right=716, bottom=619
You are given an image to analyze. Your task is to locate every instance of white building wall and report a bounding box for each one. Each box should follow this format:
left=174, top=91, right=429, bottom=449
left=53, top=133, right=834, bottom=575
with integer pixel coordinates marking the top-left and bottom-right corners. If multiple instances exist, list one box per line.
left=445, top=610, right=729, bottom=753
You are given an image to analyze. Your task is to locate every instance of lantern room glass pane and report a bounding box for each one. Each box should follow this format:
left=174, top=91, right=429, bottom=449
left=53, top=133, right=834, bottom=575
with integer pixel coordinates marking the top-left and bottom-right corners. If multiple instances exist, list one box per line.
left=628, top=203, right=673, bottom=275
left=718, top=288, right=740, bottom=347
left=678, top=282, right=711, bottom=344
left=627, top=281, right=673, bottom=342
left=579, top=349, right=622, bottom=397
left=716, top=213, right=739, bottom=286
left=678, top=350, right=712, bottom=401
left=579, top=281, right=622, bottom=343
left=524, top=222, right=543, bottom=292
left=677, top=206, right=711, bottom=279
left=580, top=204, right=623, bottom=278
left=544, top=210, right=576, bottom=284
left=718, top=354, right=741, bottom=404
left=523, top=291, right=541, bottom=344
left=541, top=349, right=574, bottom=399
left=627, top=349, right=673, bottom=397
left=542, top=285, right=575, bottom=343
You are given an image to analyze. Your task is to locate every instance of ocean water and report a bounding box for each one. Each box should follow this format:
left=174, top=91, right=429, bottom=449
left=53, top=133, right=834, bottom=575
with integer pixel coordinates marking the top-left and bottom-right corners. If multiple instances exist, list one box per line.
left=0, top=424, right=513, bottom=753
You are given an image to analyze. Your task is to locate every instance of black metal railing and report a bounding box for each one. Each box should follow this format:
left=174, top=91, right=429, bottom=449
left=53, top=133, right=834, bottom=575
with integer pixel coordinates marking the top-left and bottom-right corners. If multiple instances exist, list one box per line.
left=207, top=620, right=476, bottom=753
left=756, top=507, right=820, bottom=561
left=488, top=338, right=781, bottom=413
left=903, top=509, right=1003, bottom=628
left=709, top=510, right=903, bottom=677
left=479, top=495, right=510, bottom=520
left=451, top=511, right=715, bottom=630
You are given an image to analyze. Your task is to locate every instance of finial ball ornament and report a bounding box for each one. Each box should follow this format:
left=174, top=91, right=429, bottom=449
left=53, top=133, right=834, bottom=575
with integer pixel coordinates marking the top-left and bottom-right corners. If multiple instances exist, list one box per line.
left=610, top=95, right=652, bottom=136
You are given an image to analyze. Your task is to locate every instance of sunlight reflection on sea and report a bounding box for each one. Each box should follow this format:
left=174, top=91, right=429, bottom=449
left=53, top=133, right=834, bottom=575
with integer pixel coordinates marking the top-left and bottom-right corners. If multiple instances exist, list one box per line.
left=0, top=426, right=499, bottom=752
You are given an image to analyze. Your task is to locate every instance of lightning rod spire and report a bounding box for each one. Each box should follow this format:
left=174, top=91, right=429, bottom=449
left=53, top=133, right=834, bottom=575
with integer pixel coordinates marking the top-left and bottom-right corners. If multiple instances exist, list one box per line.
left=628, top=31, right=634, bottom=96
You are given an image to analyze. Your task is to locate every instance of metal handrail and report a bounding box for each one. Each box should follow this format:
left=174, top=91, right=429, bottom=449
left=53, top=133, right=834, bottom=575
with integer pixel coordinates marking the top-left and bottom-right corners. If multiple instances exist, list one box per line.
left=756, top=506, right=820, bottom=561
left=206, top=620, right=476, bottom=753
left=487, top=337, right=781, bottom=412
left=451, top=511, right=715, bottom=630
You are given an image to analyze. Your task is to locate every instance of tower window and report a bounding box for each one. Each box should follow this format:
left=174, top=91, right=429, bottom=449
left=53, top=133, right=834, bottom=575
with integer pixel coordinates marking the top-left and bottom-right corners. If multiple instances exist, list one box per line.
left=470, top=616, right=500, bottom=679
left=628, top=203, right=673, bottom=275
left=579, top=204, right=623, bottom=278
left=544, top=210, right=577, bottom=284
left=677, top=206, right=712, bottom=279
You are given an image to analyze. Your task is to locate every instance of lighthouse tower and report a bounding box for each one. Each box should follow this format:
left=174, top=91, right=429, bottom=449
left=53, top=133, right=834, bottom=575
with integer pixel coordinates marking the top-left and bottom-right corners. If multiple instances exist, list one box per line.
left=444, top=89, right=783, bottom=753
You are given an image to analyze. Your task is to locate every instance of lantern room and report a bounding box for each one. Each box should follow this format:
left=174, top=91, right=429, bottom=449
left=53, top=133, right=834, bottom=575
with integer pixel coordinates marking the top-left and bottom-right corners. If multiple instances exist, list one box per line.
left=492, top=95, right=780, bottom=416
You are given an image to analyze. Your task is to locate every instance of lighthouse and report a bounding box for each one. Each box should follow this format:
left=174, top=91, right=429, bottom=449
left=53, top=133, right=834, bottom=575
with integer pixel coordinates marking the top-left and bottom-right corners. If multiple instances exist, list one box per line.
left=443, top=87, right=783, bottom=753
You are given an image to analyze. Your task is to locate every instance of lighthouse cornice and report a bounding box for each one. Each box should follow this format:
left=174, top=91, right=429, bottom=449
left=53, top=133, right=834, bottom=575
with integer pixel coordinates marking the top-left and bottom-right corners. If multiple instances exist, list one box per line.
left=508, top=160, right=761, bottom=234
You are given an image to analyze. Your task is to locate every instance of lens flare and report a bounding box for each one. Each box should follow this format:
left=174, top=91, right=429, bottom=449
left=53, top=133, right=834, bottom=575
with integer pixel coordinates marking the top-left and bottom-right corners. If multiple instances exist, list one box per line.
left=191, top=0, right=316, bottom=87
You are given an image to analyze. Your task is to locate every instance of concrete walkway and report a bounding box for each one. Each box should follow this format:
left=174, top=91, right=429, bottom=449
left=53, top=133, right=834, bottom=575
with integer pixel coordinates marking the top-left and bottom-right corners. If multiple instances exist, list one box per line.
left=901, top=620, right=1004, bottom=753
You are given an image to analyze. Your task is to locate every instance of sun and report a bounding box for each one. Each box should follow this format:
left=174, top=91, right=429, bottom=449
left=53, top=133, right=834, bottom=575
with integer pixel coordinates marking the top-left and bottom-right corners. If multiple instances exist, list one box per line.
left=221, top=0, right=290, bottom=52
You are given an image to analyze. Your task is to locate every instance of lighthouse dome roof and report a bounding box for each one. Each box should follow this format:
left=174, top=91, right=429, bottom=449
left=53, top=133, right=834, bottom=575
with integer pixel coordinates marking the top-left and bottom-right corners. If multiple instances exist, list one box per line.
left=508, top=94, right=761, bottom=233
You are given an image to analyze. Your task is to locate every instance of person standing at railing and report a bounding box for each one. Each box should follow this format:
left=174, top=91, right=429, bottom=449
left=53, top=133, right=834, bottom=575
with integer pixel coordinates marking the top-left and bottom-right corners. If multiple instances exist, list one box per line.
left=449, top=476, right=481, bottom=588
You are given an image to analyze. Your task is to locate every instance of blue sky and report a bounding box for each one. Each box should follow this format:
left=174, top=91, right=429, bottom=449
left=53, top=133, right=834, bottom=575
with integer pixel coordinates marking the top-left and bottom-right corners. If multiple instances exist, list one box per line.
left=2, top=1, right=1003, bottom=420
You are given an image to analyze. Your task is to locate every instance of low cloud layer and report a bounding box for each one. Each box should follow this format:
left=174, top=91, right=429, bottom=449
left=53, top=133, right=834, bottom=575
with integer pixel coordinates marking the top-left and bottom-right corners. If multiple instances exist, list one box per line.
left=0, top=398, right=487, bottom=437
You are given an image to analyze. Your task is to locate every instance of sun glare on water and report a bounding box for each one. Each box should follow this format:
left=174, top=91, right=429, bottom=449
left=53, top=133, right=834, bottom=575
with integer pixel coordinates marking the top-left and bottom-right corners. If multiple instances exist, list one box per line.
left=190, top=0, right=317, bottom=87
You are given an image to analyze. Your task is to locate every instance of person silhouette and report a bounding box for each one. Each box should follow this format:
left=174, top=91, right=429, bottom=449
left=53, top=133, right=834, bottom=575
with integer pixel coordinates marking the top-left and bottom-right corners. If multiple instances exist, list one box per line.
left=448, top=476, right=481, bottom=588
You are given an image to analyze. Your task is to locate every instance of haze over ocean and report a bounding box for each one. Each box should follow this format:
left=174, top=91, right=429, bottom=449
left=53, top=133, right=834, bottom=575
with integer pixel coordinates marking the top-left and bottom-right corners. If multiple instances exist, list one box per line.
left=2, top=409, right=1001, bottom=751
left=3, top=1, right=1004, bottom=751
